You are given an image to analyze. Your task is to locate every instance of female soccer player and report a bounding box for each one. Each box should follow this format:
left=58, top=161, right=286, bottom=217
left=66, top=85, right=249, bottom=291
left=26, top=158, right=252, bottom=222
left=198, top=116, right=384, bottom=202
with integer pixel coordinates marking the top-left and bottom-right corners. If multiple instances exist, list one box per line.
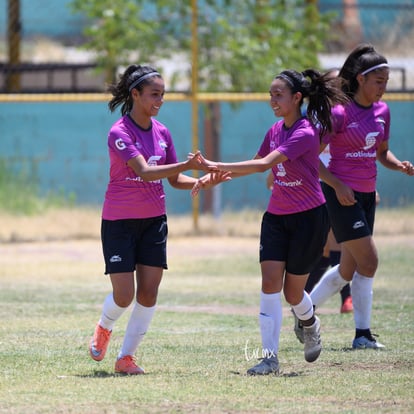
left=308, top=44, right=414, bottom=349
left=89, top=64, right=229, bottom=374
left=193, top=68, right=348, bottom=375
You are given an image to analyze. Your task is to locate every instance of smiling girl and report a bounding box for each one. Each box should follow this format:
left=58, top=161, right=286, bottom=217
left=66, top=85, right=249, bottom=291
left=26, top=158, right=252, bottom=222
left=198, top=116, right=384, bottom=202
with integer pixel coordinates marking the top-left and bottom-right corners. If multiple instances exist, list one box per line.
left=308, top=44, right=414, bottom=350
left=89, top=65, right=229, bottom=375
left=193, top=69, right=348, bottom=375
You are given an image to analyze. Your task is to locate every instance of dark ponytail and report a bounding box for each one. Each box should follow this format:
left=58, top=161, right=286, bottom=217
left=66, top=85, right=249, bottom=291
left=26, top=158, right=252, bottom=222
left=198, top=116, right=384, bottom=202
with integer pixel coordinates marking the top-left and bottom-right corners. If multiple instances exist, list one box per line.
left=303, top=69, right=348, bottom=137
left=108, top=65, right=161, bottom=115
left=276, top=69, right=348, bottom=138
left=339, top=43, right=388, bottom=98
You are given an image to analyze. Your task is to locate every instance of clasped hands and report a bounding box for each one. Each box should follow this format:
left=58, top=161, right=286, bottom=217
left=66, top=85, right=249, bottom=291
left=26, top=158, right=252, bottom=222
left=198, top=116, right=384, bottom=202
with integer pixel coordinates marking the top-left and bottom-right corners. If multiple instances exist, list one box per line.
left=187, top=151, right=231, bottom=197
left=400, top=160, right=414, bottom=176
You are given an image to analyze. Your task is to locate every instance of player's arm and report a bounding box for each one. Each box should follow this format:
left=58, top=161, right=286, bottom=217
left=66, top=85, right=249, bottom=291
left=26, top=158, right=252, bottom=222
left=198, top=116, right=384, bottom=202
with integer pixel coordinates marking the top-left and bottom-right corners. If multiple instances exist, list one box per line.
left=167, top=172, right=197, bottom=190
left=197, top=151, right=287, bottom=176
left=377, top=141, right=414, bottom=175
left=319, top=161, right=356, bottom=206
left=127, top=152, right=203, bottom=182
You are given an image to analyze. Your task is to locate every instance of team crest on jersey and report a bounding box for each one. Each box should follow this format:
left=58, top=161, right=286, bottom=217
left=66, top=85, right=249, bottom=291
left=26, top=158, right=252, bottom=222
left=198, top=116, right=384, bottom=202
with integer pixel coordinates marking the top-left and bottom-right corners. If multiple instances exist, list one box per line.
left=159, top=140, right=167, bottom=150
left=115, top=138, right=126, bottom=150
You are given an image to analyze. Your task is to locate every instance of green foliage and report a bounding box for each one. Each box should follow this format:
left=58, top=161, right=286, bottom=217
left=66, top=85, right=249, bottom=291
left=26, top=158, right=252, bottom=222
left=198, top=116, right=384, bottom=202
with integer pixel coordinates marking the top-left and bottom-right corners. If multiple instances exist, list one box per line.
left=69, top=0, right=184, bottom=83
left=69, top=0, right=336, bottom=91
left=195, top=1, right=334, bottom=92
left=0, top=159, right=75, bottom=215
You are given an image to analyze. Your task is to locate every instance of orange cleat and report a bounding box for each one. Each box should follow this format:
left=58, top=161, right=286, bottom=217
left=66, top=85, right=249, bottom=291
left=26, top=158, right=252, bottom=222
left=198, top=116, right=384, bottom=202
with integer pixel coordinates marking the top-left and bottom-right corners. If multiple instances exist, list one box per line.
left=115, top=355, right=145, bottom=375
left=340, top=296, right=353, bottom=314
left=89, top=324, right=112, bottom=361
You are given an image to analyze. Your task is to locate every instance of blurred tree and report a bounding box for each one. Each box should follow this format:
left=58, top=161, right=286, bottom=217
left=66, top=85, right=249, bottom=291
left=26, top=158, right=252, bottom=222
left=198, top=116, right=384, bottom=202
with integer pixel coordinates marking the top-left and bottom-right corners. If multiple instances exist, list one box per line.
left=69, top=0, right=186, bottom=84
left=70, top=0, right=335, bottom=90
left=194, top=0, right=334, bottom=92
left=70, top=0, right=335, bottom=213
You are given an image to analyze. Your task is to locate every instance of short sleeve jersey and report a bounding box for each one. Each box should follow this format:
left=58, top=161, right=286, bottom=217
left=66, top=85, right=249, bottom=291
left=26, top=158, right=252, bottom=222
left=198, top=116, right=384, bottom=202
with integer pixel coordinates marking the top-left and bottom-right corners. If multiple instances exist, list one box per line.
left=258, top=117, right=326, bottom=215
left=322, top=100, right=390, bottom=192
left=102, top=115, right=179, bottom=220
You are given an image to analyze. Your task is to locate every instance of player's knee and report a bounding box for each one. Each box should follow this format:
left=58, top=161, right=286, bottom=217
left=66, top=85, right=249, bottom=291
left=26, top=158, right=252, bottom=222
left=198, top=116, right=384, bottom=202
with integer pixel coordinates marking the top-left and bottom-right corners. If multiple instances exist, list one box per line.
left=113, top=292, right=134, bottom=308
left=358, top=255, right=378, bottom=276
left=284, top=289, right=302, bottom=306
left=137, top=290, right=159, bottom=307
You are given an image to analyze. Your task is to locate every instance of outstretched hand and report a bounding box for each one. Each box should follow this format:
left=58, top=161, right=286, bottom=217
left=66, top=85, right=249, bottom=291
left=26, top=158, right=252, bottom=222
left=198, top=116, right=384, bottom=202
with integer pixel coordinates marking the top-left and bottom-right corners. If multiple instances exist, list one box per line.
left=400, top=160, right=414, bottom=176
left=188, top=152, right=219, bottom=171
left=185, top=151, right=205, bottom=170
left=191, top=171, right=232, bottom=197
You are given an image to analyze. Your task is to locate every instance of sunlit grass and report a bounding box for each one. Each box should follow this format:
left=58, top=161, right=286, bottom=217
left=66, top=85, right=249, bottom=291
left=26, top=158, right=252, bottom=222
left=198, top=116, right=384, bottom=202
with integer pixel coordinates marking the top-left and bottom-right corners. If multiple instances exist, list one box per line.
left=0, top=224, right=413, bottom=413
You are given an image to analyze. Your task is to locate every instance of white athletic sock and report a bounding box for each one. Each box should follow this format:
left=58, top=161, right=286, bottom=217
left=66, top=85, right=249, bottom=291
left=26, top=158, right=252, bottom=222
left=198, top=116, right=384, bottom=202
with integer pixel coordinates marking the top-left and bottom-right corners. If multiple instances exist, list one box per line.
left=98, top=293, right=127, bottom=331
left=259, top=291, right=282, bottom=358
left=292, top=291, right=314, bottom=322
left=351, top=272, right=373, bottom=330
left=310, top=264, right=348, bottom=308
left=118, top=302, right=156, bottom=359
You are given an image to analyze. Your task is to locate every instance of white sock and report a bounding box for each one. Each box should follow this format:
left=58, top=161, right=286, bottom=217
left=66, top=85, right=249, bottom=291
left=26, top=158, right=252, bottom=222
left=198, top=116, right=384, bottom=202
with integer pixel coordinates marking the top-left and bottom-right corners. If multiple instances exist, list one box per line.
left=118, top=302, right=156, bottom=359
left=310, top=264, right=348, bottom=308
left=292, top=291, right=314, bottom=322
left=98, top=293, right=127, bottom=331
left=259, top=291, right=282, bottom=358
left=351, top=272, right=373, bottom=330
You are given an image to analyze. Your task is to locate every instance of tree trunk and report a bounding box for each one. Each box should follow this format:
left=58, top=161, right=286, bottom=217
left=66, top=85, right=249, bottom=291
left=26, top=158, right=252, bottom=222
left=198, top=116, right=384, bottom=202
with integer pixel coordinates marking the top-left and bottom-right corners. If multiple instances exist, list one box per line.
left=203, top=102, right=221, bottom=215
left=342, top=0, right=362, bottom=49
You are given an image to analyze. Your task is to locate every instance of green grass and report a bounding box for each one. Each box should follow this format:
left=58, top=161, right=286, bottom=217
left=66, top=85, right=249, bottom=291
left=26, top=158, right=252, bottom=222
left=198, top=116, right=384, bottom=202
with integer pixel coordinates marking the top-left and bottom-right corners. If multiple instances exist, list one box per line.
left=0, top=159, right=75, bottom=215
left=0, top=238, right=413, bottom=413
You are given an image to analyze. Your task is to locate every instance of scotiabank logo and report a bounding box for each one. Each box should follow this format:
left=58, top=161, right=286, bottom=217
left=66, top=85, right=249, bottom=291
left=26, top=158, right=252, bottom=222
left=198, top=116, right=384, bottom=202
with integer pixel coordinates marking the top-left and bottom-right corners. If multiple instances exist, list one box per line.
left=363, top=132, right=379, bottom=150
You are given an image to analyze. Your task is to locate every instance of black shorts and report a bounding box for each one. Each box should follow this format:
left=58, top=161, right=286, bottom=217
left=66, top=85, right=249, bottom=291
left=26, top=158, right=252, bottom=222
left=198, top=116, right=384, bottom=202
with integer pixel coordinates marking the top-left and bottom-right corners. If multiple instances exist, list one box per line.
left=321, top=182, right=376, bottom=243
left=101, top=215, right=168, bottom=274
left=259, top=205, right=329, bottom=275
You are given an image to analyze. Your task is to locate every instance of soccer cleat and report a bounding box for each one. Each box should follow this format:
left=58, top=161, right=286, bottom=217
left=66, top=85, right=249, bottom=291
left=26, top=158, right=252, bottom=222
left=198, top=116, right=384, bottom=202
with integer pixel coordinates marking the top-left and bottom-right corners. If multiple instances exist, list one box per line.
left=291, top=308, right=304, bottom=344
left=352, top=334, right=385, bottom=350
left=115, top=355, right=145, bottom=375
left=340, top=296, right=353, bottom=313
left=89, top=324, right=112, bottom=361
left=247, top=356, right=279, bottom=376
left=303, top=316, right=322, bottom=363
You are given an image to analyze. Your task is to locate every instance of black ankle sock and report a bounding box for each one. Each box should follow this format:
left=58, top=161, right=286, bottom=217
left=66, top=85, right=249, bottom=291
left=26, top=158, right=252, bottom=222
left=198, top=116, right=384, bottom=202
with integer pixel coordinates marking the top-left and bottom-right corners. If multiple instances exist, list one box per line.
left=355, top=329, right=371, bottom=339
left=301, top=315, right=315, bottom=327
left=340, top=283, right=351, bottom=302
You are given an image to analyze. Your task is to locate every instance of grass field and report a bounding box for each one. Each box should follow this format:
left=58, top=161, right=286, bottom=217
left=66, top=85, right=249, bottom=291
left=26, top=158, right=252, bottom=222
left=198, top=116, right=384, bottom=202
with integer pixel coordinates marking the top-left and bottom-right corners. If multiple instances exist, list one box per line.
left=0, top=208, right=413, bottom=413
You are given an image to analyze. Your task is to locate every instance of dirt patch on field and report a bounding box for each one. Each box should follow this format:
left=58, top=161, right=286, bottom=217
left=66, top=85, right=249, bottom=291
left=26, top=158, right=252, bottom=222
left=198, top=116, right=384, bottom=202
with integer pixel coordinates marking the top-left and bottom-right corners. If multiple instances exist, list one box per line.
left=1, top=231, right=412, bottom=318
left=0, top=207, right=412, bottom=317
left=2, top=233, right=412, bottom=263
left=0, top=207, right=413, bottom=243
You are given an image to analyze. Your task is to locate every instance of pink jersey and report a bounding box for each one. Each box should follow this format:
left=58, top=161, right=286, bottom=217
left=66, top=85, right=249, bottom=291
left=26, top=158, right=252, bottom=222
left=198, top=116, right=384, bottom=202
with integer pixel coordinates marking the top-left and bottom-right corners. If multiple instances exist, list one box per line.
left=322, top=100, right=390, bottom=192
left=258, top=118, right=326, bottom=215
left=102, top=115, right=179, bottom=220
